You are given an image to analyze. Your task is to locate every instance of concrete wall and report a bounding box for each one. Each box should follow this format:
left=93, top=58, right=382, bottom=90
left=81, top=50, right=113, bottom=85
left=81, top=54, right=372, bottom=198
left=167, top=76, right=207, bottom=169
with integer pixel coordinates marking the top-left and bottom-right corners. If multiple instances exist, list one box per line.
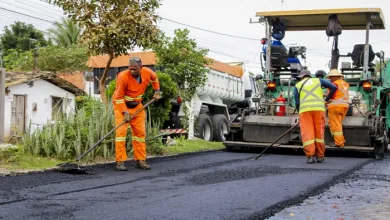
left=84, top=80, right=101, bottom=99
left=4, top=79, right=76, bottom=139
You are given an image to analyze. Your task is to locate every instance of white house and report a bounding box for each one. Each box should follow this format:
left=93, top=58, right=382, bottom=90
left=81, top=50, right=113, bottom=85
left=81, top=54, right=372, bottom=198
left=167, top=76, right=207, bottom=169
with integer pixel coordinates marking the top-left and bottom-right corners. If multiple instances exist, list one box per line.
left=3, top=72, right=86, bottom=141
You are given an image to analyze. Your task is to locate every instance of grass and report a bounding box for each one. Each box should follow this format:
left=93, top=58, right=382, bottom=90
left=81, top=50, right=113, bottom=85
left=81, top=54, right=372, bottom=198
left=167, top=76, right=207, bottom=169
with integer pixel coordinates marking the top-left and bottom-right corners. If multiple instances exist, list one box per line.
left=1, top=156, right=64, bottom=171
left=162, top=138, right=224, bottom=155
left=0, top=139, right=224, bottom=172
left=0, top=146, right=65, bottom=171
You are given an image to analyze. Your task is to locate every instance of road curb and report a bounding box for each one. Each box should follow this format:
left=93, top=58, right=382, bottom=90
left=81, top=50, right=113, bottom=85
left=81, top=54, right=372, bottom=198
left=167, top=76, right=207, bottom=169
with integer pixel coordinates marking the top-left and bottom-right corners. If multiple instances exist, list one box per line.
left=0, top=149, right=224, bottom=177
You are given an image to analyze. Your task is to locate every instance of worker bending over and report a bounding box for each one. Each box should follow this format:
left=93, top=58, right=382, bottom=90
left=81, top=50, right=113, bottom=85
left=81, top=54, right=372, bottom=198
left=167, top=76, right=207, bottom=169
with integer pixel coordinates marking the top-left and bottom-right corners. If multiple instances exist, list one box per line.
left=112, top=57, right=162, bottom=171
left=326, top=69, right=350, bottom=148
left=294, top=70, right=337, bottom=164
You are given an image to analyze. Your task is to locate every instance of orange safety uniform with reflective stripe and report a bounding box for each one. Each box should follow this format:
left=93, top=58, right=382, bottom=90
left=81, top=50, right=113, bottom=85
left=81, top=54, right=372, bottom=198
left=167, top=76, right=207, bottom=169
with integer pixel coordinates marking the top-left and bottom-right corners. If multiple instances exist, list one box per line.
left=327, top=79, right=349, bottom=147
left=327, top=79, right=349, bottom=109
left=112, top=67, right=160, bottom=162
left=299, top=111, right=326, bottom=157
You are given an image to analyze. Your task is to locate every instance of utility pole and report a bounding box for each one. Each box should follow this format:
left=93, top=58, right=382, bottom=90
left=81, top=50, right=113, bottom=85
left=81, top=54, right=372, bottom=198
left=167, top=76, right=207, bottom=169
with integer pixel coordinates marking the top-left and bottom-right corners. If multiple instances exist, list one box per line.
left=29, top=38, right=38, bottom=73
left=281, top=0, right=284, bottom=11
left=33, top=48, right=38, bottom=73
left=0, top=49, right=5, bottom=143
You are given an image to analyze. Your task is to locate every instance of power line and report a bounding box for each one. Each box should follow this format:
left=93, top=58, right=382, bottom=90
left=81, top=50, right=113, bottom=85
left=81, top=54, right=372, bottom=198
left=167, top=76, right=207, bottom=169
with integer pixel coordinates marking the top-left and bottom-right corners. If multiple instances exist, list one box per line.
left=160, top=17, right=261, bottom=41
left=1, top=0, right=62, bottom=21
left=0, top=7, right=55, bottom=24
left=208, top=49, right=262, bottom=64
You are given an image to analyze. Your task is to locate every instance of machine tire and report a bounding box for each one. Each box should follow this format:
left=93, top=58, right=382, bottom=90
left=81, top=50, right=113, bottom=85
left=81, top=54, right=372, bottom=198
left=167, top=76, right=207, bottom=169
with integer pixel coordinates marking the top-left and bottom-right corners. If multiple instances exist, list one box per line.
left=211, top=114, right=230, bottom=142
left=197, top=114, right=213, bottom=141
left=374, top=139, right=386, bottom=160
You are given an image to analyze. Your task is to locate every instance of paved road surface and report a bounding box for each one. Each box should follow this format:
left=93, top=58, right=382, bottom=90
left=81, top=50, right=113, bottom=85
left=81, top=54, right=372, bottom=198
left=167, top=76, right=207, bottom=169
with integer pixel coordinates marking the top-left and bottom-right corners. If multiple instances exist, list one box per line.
left=268, top=155, right=390, bottom=220
left=0, top=151, right=371, bottom=220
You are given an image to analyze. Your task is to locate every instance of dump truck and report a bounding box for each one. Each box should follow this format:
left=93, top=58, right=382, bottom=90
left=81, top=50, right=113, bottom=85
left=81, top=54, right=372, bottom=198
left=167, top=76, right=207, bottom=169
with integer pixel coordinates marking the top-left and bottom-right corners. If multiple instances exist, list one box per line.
left=224, top=8, right=390, bottom=159
left=161, top=62, right=261, bottom=142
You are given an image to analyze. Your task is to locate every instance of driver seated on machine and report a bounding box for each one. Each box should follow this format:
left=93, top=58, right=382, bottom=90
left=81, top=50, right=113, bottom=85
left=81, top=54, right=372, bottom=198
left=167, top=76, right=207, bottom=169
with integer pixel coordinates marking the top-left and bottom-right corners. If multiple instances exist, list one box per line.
left=294, top=70, right=337, bottom=164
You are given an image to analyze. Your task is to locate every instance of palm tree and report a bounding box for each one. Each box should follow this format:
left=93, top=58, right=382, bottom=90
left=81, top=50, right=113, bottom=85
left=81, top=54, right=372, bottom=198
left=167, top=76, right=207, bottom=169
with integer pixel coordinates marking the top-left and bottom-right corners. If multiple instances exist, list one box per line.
left=48, top=18, right=82, bottom=47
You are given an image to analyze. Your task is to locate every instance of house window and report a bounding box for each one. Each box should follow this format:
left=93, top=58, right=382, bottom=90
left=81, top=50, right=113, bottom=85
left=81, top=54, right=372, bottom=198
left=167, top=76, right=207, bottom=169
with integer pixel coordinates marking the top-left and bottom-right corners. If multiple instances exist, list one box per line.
left=52, top=96, right=63, bottom=120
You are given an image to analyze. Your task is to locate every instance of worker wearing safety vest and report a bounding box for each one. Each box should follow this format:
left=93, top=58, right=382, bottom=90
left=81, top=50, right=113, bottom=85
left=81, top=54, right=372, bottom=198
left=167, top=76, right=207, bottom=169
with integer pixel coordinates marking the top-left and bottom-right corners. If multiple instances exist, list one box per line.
left=294, top=70, right=337, bottom=164
left=112, top=57, right=162, bottom=171
left=325, top=69, right=350, bottom=148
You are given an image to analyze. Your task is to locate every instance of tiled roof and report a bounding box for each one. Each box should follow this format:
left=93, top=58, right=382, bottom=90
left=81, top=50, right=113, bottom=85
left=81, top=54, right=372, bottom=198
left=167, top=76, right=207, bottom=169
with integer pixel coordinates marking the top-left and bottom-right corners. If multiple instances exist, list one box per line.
left=57, top=72, right=85, bottom=90
left=87, top=51, right=244, bottom=78
left=5, top=71, right=86, bottom=96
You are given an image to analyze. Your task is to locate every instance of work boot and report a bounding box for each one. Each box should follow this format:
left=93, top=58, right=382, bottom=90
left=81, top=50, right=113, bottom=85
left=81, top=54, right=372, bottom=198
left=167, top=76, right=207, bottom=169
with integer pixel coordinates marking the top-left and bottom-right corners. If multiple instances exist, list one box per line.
left=307, top=156, right=315, bottom=164
left=329, top=142, right=344, bottom=148
left=316, top=157, right=325, bottom=163
left=135, top=160, right=151, bottom=170
left=115, top=161, right=128, bottom=171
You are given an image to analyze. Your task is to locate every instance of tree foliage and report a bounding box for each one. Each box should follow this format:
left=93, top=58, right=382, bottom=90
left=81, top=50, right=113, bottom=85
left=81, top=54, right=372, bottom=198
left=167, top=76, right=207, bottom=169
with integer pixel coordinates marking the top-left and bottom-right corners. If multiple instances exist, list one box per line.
left=375, top=58, right=390, bottom=72
left=3, top=49, right=34, bottom=71
left=0, top=21, right=49, bottom=57
left=4, top=45, right=88, bottom=72
left=48, top=0, right=162, bottom=104
left=153, top=28, right=211, bottom=100
left=38, top=45, right=88, bottom=72
left=106, top=71, right=178, bottom=125
left=47, top=17, right=82, bottom=47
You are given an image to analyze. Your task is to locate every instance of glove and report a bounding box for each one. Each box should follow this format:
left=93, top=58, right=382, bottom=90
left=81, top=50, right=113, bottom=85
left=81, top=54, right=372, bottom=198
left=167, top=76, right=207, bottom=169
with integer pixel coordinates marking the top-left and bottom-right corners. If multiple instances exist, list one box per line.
left=123, top=112, right=131, bottom=122
left=153, top=91, right=162, bottom=100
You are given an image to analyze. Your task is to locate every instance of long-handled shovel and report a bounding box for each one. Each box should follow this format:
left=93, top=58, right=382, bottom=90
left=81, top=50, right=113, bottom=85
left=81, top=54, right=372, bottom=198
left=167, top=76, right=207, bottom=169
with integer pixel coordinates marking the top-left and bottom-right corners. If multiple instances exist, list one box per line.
left=252, top=122, right=299, bottom=160
left=56, top=98, right=156, bottom=174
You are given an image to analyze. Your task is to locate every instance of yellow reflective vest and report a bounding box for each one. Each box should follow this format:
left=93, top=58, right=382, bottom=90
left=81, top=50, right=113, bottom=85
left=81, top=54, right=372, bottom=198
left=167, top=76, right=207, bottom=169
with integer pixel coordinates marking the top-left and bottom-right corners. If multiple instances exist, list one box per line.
left=295, top=78, right=325, bottom=114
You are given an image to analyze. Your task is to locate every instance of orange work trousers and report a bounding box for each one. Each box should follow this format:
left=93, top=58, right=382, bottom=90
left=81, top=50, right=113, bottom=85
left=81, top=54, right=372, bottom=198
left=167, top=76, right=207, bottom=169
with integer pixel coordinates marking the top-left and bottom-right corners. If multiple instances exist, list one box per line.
left=299, top=111, right=326, bottom=157
left=114, top=104, right=146, bottom=162
left=328, top=107, right=348, bottom=147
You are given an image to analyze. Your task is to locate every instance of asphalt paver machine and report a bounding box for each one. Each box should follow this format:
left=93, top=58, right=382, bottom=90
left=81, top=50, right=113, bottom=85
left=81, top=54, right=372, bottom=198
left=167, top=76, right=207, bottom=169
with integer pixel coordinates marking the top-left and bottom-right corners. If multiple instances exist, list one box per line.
left=224, top=8, right=390, bottom=159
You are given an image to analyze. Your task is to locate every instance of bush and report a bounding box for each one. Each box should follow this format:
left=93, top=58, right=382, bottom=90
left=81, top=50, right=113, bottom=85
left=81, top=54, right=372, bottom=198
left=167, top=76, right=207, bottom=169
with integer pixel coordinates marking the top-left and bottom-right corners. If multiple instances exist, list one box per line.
left=22, top=99, right=115, bottom=160
left=75, top=96, right=103, bottom=116
left=20, top=98, right=165, bottom=160
left=0, top=146, right=23, bottom=163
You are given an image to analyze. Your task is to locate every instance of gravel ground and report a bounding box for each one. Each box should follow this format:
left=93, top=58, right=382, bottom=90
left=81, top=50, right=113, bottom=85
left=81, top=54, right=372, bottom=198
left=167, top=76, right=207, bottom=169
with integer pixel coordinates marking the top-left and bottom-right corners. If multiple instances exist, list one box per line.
left=267, top=155, right=390, bottom=220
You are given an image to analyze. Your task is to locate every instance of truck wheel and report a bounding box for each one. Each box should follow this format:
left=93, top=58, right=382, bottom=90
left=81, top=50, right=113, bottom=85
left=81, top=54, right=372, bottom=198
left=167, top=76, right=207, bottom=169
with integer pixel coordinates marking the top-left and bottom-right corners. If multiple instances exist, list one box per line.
left=198, top=114, right=213, bottom=141
left=211, top=114, right=230, bottom=142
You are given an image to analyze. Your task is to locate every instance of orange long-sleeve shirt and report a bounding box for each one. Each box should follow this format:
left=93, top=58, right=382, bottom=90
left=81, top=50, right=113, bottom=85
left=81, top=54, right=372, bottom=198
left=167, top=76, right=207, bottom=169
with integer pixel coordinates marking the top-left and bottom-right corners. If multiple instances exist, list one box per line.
left=113, top=67, right=160, bottom=113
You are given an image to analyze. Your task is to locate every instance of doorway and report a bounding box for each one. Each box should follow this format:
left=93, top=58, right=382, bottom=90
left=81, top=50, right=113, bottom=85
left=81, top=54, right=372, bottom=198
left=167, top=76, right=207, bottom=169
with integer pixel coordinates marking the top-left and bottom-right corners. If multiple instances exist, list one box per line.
left=10, top=95, right=26, bottom=136
left=52, top=96, right=63, bottom=120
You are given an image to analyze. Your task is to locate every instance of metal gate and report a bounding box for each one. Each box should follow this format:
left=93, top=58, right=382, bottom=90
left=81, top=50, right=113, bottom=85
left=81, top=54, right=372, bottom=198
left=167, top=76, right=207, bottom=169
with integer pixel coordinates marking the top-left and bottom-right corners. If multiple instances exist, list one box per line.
left=11, top=95, right=26, bottom=136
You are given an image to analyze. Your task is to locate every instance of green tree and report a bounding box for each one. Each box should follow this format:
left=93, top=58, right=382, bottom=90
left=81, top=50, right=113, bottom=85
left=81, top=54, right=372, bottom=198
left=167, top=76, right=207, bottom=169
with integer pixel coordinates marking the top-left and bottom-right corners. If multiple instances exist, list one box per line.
left=37, top=45, right=88, bottom=72
left=3, top=49, right=33, bottom=71
left=106, top=72, right=178, bottom=125
left=375, top=58, right=389, bottom=72
left=0, top=21, right=49, bottom=57
left=49, top=0, right=162, bottom=104
left=153, top=28, right=211, bottom=101
left=47, top=17, right=82, bottom=47
left=153, top=28, right=211, bottom=135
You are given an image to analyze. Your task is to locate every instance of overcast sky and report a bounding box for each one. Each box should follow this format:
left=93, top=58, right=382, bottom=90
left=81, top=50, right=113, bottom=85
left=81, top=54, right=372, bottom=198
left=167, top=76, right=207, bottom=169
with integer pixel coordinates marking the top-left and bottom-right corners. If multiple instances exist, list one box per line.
left=0, top=0, right=389, bottom=75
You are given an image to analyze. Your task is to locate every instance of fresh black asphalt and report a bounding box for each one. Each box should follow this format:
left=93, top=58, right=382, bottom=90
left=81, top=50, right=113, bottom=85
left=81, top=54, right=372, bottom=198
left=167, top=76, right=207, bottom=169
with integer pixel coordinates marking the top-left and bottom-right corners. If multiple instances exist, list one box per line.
left=0, top=150, right=372, bottom=220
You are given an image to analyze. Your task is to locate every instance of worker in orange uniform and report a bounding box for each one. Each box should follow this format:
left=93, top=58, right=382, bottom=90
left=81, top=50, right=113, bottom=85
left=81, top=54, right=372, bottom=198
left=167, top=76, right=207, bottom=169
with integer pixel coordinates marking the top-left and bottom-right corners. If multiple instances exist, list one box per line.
left=325, top=69, right=350, bottom=148
left=294, top=70, right=337, bottom=164
left=112, top=57, right=161, bottom=171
